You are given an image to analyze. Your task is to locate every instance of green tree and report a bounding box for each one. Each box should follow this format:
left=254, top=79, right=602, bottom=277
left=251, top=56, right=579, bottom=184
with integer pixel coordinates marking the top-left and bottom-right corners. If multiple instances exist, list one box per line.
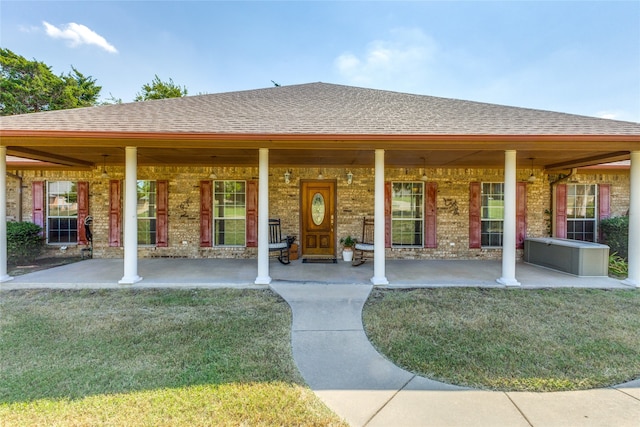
left=0, top=48, right=101, bottom=115
left=134, top=75, right=187, bottom=101
left=99, top=92, right=123, bottom=105
left=61, top=67, right=102, bottom=108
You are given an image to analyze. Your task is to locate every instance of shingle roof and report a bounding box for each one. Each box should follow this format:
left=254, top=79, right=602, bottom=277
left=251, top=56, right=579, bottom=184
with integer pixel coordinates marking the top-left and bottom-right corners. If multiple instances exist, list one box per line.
left=1, top=82, right=639, bottom=136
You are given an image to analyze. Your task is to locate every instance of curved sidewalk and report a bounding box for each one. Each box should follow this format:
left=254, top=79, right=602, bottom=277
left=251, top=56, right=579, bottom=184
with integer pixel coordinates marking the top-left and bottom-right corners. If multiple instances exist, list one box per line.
left=270, top=282, right=640, bottom=427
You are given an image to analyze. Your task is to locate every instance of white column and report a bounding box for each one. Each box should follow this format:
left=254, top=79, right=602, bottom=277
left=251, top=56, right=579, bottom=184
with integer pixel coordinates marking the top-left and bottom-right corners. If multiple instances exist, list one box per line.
left=255, top=148, right=271, bottom=285
left=119, top=146, right=142, bottom=284
left=623, top=151, right=639, bottom=287
left=372, top=149, right=389, bottom=285
left=0, top=146, right=13, bottom=283
left=497, top=150, right=521, bottom=287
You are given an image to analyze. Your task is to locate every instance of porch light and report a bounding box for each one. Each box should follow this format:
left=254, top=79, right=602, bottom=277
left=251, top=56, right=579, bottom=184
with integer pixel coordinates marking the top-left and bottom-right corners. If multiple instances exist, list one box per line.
left=346, top=170, right=353, bottom=185
left=284, top=170, right=291, bottom=184
left=101, top=154, right=109, bottom=179
left=527, top=158, right=536, bottom=183
left=317, top=169, right=324, bottom=180
left=420, top=157, right=428, bottom=181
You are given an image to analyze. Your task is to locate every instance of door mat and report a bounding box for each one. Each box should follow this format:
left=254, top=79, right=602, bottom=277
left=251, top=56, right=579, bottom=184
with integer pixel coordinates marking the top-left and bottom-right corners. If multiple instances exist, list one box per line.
left=302, top=257, right=337, bottom=264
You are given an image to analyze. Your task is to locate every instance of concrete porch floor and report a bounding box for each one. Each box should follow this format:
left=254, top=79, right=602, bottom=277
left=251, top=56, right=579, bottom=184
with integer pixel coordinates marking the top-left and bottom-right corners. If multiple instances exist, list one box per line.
left=1, top=257, right=633, bottom=290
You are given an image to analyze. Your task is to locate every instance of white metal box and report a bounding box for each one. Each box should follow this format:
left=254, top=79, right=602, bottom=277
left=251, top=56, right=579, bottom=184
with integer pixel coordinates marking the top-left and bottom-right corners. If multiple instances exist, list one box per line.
left=524, top=237, right=610, bottom=277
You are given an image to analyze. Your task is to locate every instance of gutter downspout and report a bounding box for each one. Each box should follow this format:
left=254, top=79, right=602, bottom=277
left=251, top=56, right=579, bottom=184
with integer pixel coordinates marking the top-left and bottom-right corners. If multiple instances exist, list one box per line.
left=5, top=171, right=23, bottom=222
left=549, top=168, right=578, bottom=187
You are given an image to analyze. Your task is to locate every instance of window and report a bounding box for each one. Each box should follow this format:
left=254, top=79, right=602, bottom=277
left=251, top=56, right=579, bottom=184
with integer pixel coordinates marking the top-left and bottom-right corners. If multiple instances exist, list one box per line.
left=566, top=184, right=597, bottom=242
left=47, top=181, right=78, bottom=244
left=214, top=181, right=246, bottom=246
left=137, top=180, right=156, bottom=245
left=481, top=182, right=504, bottom=247
left=391, top=182, right=423, bottom=247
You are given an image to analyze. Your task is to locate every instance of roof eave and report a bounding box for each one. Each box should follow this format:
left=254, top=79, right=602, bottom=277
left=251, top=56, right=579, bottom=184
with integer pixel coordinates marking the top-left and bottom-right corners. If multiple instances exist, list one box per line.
left=2, top=129, right=640, bottom=144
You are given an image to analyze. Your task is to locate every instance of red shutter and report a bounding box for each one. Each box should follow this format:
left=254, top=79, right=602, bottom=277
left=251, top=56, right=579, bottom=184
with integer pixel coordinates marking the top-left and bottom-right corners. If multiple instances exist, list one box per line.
left=32, top=181, right=44, bottom=233
left=246, top=180, right=258, bottom=247
left=109, top=180, right=121, bottom=247
left=516, top=182, right=527, bottom=249
left=598, top=184, right=610, bottom=220
left=200, top=180, right=212, bottom=247
left=384, top=182, right=391, bottom=248
left=555, top=184, right=567, bottom=238
left=469, top=182, right=481, bottom=248
left=156, top=180, right=169, bottom=247
left=77, top=181, right=89, bottom=245
left=424, top=182, right=437, bottom=248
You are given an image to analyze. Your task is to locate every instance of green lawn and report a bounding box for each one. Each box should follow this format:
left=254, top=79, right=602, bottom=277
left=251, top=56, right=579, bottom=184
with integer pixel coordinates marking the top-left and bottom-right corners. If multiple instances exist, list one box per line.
left=363, top=288, right=640, bottom=392
left=6, top=286, right=637, bottom=424
left=0, top=289, right=347, bottom=426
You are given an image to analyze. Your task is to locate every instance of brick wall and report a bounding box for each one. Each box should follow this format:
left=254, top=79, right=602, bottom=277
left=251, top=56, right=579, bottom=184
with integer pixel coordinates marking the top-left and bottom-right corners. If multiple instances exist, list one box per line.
left=5, top=173, right=21, bottom=222
left=5, top=165, right=630, bottom=261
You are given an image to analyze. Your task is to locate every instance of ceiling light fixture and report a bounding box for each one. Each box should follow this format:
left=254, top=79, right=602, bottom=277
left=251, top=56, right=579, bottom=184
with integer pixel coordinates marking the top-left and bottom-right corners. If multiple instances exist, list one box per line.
left=420, top=157, right=428, bottom=181
left=528, top=158, right=536, bottom=183
left=101, top=154, right=109, bottom=179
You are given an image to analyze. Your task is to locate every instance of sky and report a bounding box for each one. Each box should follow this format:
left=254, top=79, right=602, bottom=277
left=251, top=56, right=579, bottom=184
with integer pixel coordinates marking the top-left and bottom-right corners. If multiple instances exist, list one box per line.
left=1, top=0, right=639, bottom=122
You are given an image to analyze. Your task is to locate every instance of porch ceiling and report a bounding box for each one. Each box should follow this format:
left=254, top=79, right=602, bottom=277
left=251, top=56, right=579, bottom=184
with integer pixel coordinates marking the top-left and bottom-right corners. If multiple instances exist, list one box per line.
left=3, top=132, right=635, bottom=171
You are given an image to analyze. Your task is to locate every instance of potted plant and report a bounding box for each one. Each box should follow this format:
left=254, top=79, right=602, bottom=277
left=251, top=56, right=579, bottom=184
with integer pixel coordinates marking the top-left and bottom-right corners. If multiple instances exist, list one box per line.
left=340, top=236, right=356, bottom=262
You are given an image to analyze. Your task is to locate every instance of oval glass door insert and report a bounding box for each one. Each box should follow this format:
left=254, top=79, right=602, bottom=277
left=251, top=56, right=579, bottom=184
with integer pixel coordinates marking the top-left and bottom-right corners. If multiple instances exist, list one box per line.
left=311, top=192, right=325, bottom=225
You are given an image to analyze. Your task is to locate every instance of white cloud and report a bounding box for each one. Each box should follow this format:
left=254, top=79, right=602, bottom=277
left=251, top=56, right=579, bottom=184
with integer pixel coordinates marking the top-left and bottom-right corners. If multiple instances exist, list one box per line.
left=18, top=24, right=40, bottom=33
left=43, top=21, right=118, bottom=54
left=594, top=110, right=639, bottom=122
left=596, top=111, right=619, bottom=120
left=334, top=28, right=438, bottom=88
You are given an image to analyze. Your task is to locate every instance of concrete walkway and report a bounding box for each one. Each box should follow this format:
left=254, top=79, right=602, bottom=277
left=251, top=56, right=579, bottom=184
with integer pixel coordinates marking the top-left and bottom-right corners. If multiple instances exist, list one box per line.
left=3, top=259, right=639, bottom=426
left=271, top=283, right=640, bottom=427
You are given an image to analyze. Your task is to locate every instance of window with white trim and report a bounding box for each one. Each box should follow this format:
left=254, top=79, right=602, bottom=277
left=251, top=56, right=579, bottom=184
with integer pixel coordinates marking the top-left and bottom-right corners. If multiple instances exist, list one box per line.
left=214, top=180, right=246, bottom=246
left=47, top=181, right=78, bottom=244
left=391, top=182, right=424, bottom=247
left=481, top=182, right=504, bottom=247
left=137, top=180, right=156, bottom=245
left=567, top=184, right=597, bottom=242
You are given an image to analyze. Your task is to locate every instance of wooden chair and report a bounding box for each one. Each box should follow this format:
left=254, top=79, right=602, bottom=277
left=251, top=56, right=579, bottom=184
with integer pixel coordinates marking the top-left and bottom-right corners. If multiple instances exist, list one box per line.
left=352, top=217, right=375, bottom=266
left=269, top=218, right=291, bottom=265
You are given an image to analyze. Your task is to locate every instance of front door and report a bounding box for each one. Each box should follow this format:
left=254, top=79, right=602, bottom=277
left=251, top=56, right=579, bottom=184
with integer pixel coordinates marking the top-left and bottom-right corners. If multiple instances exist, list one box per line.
left=301, top=180, right=336, bottom=260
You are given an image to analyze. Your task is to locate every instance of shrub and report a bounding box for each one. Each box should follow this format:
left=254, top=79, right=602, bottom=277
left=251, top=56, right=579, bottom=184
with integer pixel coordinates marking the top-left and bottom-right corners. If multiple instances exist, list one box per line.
left=608, top=252, right=628, bottom=277
left=600, top=216, right=628, bottom=260
left=6, top=221, right=43, bottom=264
